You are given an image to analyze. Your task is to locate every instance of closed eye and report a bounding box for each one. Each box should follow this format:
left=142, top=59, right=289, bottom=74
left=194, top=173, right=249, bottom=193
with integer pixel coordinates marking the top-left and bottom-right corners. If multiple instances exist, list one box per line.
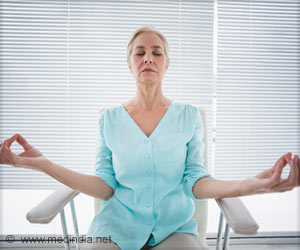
left=136, top=52, right=162, bottom=56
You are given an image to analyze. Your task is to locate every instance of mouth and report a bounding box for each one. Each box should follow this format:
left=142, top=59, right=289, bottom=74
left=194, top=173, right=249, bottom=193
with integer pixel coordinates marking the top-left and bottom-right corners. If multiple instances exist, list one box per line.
left=142, top=68, right=155, bottom=73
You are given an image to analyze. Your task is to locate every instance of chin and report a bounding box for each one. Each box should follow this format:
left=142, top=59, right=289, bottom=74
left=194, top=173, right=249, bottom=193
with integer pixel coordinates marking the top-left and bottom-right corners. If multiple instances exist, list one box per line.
left=141, top=81, right=161, bottom=87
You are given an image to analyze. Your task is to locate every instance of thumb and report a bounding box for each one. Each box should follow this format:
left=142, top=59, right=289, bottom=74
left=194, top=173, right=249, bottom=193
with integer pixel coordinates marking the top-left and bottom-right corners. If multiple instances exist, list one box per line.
left=275, top=153, right=288, bottom=168
left=270, top=158, right=286, bottom=187
left=16, top=134, right=33, bottom=151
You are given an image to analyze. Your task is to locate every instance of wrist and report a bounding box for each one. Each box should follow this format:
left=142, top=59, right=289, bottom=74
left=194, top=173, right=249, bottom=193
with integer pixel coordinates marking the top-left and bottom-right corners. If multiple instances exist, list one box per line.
left=36, top=158, right=53, bottom=173
left=231, top=180, right=244, bottom=197
left=239, top=177, right=263, bottom=197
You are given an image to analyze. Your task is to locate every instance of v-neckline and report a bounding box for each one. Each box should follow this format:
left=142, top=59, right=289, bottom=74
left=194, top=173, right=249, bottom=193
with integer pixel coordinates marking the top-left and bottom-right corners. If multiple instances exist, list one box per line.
left=121, top=101, right=173, bottom=139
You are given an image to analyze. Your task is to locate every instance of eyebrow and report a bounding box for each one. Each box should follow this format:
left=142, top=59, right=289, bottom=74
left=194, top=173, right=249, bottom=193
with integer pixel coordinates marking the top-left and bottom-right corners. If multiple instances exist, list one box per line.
left=134, top=45, right=162, bottom=50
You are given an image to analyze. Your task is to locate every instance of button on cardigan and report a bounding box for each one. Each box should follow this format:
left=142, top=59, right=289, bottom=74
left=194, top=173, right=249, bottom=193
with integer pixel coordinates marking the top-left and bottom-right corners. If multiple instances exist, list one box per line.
left=87, top=102, right=212, bottom=250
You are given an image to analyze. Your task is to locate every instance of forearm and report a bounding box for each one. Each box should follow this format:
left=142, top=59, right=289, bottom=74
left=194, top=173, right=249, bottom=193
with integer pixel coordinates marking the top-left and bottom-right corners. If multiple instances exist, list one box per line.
left=193, top=177, right=245, bottom=199
left=193, top=153, right=299, bottom=199
left=40, top=160, right=113, bottom=200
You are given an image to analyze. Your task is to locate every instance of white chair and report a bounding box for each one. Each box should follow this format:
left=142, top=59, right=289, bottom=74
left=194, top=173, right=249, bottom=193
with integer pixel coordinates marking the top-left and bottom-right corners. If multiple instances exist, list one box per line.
left=26, top=107, right=259, bottom=250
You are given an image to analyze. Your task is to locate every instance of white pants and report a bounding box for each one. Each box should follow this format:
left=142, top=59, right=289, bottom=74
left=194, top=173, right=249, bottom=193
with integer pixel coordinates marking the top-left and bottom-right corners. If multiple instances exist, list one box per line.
left=81, top=232, right=209, bottom=250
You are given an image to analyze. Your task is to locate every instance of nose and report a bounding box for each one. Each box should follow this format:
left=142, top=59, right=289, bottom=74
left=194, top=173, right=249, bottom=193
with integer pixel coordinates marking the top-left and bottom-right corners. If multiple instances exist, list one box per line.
left=143, top=53, right=153, bottom=64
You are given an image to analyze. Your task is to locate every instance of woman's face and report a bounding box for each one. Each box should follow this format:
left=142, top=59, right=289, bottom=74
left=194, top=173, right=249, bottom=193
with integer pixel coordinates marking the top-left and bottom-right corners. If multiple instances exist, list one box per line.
left=127, top=32, right=169, bottom=85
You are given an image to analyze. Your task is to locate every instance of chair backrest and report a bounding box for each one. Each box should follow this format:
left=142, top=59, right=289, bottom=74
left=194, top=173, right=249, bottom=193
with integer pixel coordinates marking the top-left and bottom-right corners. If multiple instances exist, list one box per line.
left=191, top=108, right=209, bottom=242
left=94, top=107, right=209, bottom=242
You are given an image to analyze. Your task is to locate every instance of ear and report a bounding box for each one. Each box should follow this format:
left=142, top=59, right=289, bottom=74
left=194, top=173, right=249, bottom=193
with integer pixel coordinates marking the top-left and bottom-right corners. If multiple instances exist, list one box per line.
left=127, top=59, right=133, bottom=75
left=127, top=59, right=131, bottom=69
left=165, top=59, right=170, bottom=70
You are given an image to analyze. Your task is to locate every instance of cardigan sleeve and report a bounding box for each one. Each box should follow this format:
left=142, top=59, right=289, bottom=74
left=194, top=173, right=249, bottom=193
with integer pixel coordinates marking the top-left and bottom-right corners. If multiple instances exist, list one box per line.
left=94, top=108, right=118, bottom=192
left=182, top=107, right=212, bottom=200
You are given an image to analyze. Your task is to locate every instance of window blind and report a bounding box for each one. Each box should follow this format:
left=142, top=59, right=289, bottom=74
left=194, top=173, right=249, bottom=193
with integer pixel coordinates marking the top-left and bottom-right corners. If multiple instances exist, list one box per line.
left=0, top=0, right=214, bottom=189
left=215, top=0, right=299, bottom=179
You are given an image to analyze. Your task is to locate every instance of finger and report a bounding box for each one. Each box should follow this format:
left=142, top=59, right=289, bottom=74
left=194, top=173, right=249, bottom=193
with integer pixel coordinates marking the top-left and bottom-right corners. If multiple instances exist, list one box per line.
left=270, top=154, right=297, bottom=192
left=285, top=153, right=293, bottom=167
left=289, top=155, right=298, bottom=185
left=273, top=153, right=289, bottom=176
left=2, top=134, right=18, bottom=149
left=295, top=154, right=300, bottom=186
left=272, top=153, right=288, bottom=171
left=284, top=154, right=298, bottom=188
left=7, top=134, right=18, bottom=148
left=270, top=161, right=286, bottom=186
left=15, top=134, right=32, bottom=150
left=270, top=154, right=292, bottom=186
left=0, top=145, right=17, bottom=165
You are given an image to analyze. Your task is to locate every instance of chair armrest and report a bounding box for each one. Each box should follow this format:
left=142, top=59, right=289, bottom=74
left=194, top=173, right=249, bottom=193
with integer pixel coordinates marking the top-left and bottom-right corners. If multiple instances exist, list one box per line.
left=215, top=197, right=259, bottom=235
left=26, top=186, right=80, bottom=224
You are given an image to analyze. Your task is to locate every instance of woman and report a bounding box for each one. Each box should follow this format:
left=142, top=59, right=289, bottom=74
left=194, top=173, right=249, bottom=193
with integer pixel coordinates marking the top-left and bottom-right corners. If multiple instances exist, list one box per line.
left=0, top=27, right=299, bottom=250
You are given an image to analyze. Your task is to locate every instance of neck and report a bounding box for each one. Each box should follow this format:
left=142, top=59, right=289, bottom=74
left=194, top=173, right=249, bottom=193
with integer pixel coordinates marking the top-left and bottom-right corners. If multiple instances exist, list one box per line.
left=132, top=81, right=169, bottom=110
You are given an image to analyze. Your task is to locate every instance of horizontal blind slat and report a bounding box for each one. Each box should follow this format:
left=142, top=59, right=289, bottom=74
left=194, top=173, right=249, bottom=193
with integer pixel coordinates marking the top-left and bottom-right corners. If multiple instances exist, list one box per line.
left=0, top=0, right=214, bottom=189
left=215, top=0, right=299, bottom=180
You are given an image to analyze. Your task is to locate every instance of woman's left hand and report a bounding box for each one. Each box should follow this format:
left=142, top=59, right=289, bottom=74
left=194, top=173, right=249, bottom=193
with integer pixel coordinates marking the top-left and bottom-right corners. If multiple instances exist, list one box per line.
left=242, top=152, right=299, bottom=195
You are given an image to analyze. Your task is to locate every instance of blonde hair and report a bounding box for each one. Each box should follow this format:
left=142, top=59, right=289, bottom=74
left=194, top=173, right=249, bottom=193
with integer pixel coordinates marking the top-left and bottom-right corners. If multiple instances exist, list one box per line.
left=127, top=26, right=170, bottom=62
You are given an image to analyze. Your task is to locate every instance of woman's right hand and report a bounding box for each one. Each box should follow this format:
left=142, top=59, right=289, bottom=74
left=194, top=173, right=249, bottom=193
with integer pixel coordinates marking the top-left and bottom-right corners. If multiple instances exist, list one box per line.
left=0, top=133, right=50, bottom=170
left=1, top=134, right=113, bottom=200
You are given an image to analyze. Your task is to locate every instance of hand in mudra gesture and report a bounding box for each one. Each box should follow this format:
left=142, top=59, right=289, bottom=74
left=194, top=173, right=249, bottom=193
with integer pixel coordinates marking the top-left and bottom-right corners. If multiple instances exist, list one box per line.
left=242, top=152, right=300, bottom=196
left=0, top=133, right=48, bottom=170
